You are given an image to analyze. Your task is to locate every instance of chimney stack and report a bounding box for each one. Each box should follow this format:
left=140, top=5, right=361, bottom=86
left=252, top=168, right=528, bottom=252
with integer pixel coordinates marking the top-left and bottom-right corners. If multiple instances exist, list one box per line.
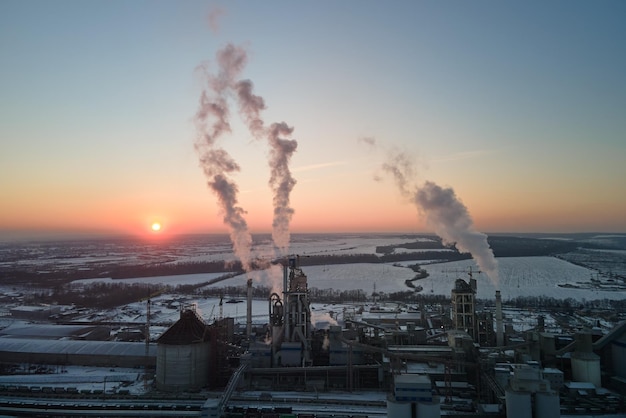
left=495, top=290, right=504, bottom=346
left=246, top=278, right=253, bottom=337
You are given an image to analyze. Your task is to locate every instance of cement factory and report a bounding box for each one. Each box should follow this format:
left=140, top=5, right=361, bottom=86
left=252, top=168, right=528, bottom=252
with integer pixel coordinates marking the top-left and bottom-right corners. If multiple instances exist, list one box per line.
left=1, top=256, right=626, bottom=417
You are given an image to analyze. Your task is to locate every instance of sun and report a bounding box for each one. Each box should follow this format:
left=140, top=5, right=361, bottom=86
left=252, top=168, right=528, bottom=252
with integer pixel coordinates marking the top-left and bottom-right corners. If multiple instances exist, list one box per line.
left=151, top=222, right=162, bottom=232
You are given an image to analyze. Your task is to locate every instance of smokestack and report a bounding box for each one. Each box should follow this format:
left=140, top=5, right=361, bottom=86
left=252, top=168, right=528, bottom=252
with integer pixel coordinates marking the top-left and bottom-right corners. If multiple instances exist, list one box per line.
left=495, top=290, right=504, bottom=347
left=283, top=262, right=290, bottom=341
left=246, top=278, right=253, bottom=337
left=537, top=315, right=545, bottom=333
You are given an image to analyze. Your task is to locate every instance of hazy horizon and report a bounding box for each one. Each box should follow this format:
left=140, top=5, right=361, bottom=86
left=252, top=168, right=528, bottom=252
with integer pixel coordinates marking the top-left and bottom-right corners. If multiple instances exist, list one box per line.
left=1, top=228, right=624, bottom=245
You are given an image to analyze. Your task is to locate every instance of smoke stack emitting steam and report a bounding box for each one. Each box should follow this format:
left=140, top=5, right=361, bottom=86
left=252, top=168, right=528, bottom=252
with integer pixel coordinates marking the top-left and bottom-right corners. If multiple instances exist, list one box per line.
left=195, top=44, right=298, bottom=275
left=381, top=149, right=499, bottom=287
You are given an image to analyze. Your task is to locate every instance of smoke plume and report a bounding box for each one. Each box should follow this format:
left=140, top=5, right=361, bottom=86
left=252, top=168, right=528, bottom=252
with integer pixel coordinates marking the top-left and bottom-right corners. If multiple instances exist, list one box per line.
left=195, top=45, right=253, bottom=271
left=415, top=181, right=499, bottom=284
left=233, top=69, right=298, bottom=255
left=195, top=43, right=298, bottom=271
left=267, top=122, right=298, bottom=253
left=381, top=150, right=499, bottom=286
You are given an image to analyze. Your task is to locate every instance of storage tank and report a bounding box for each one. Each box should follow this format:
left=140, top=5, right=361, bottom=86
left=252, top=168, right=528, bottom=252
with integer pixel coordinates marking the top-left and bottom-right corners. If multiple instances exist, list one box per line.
left=386, top=395, right=441, bottom=418
left=571, top=351, right=601, bottom=387
left=416, top=397, right=441, bottom=418
left=613, top=334, right=626, bottom=378
left=505, top=390, right=532, bottom=418
left=535, top=391, right=560, bottom=418
left=495, top=367, right=511, bottom=389
left=156, top=309, right=211, bottom=391
left=386, top=397, right=411, bottom=417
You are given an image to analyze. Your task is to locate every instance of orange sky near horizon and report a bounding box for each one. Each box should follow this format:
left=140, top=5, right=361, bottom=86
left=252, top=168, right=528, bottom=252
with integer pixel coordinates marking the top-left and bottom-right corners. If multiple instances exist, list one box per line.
left=1, top=2, right=626, bottom=242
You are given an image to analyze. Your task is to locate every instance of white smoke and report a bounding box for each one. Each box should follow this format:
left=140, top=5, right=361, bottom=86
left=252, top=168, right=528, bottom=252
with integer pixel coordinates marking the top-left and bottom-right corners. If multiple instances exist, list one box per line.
left=380, top=149, right=499, bottom=287
left=194, top=43, right=298, bottom=270
left=415, top=181, right=499, bottom=284
left=195, top=45, right=252, bottom=271
left=311, top=311, right=339, bottom=329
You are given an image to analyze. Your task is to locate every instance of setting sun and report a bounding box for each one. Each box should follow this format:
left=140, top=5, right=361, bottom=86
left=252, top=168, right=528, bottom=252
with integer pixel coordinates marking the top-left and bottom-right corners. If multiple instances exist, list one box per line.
left=151, top=222, right=162, bottom=232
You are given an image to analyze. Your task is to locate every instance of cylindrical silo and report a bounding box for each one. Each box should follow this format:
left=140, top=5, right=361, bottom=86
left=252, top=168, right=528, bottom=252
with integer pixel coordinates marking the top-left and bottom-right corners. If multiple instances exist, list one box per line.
left=386, top=397, right=411, bottom=417
left=156, top=342, right=210, bottom=391
left=571, top=351, right=601, bottom=387
left=505, top=390, right=532, bottom=418
left=155, top=309, right=211, bottom=392
left=535, top=391, right=560, bottom=418
left=417, top=397, right=441, bottom=418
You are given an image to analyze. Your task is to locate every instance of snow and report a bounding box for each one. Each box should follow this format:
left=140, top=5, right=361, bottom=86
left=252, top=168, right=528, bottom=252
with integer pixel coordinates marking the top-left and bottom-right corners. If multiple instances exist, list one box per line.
left=206, top=256, right=623, bottom=302
left=0, top=366, right=146, bottom=394
left=417, top=256, right=624, bottom=302
left=70, top=272, right=228, bottom=287
left=67, top=255, right=624, bottom=304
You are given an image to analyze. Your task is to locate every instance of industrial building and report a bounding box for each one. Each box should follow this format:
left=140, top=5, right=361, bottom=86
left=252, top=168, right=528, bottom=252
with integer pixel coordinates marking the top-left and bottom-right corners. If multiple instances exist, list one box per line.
left=1, top=258, right=626, bottom=418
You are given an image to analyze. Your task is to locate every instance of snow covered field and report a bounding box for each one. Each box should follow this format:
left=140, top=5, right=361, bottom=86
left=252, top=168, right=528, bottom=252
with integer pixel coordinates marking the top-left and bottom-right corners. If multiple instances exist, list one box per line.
left=71, top=255, right=624, bottom=303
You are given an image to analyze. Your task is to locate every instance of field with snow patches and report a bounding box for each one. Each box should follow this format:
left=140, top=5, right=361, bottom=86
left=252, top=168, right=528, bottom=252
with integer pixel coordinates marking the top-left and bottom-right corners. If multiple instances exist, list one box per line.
left=24, top=234, right=624, bottom=306
left=70, top=272, right=228, bottom=287
left=419, top=256, right=623, bottom=302
left=72, top=255, right=625, bottom=303
left=169, top=234, right=431, bottom=264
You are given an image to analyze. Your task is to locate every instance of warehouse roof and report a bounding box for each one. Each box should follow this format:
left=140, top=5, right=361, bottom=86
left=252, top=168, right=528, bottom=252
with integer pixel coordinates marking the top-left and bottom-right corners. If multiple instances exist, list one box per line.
left=0, top=337, right=156, bottom=357
left=157, top=309, right=210, bottom=345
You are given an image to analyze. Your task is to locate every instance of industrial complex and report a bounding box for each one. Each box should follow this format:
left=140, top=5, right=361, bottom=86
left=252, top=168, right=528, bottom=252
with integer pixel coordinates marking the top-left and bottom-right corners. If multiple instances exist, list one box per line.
left=1, top=256, right=626, bottom=417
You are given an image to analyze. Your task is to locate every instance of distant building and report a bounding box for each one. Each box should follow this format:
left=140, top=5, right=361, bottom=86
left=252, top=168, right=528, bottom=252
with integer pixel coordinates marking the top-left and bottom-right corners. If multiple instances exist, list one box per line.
left=504, top=365, right=559, bottom=418
left=451, top=278, right=477, bottom=341
left=387, top=374, right=440, bottom=418
left=0, top=323, right=110, bottom=341
left=10, top=305, right=61, bottom=320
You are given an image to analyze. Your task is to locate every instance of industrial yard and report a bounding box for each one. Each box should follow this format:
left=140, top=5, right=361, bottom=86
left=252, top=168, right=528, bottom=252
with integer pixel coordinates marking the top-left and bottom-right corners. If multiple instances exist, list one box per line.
left=1, top=232, right=626, bottom=417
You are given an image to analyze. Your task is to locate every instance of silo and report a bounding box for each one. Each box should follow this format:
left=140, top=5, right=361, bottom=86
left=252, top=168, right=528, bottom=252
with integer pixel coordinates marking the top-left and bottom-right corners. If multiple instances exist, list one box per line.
left=535, top=391, right=560, bottom=418
left=505, top=390, right=532, bottom=418
left=416, top=397, right=441, bottom=418
left=571, top=351, right=601, bottom=387
left=386, top=395, right=441, bottom=418
left=613, top=334, right=626, bottom=378
left=494, top=367, right=511, bottom=389
left=386, top=397, right=411, bottom=417
left=571, top=331, right=601, bottom=387
left=156, top=309, right=211, bottom=391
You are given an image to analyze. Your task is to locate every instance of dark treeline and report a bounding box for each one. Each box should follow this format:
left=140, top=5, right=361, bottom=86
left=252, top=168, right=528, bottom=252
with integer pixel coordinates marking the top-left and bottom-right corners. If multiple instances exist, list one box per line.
left=1, top=252, right=460, bottom=287
left=487, top=236, right=580, bottom=257
left=24, top=277, right=626, bottom=321
left=505, top=295, right=626, bottom=311
left=376, top=238, right=446, bottom=254
left=198, top=285, right=271, bottom=299
left=308, top=287, right=368, bottom=303
left=1, top=260, right=244, bottom=287
left=3, top=234, right=618, bottom=288
left=107, top=261, right=238, bottom=279
left=28, top=282, right=159, bottom=309
left=296, top=251, right=468, bottom=267
left=375, top=235, right=611, bottom=259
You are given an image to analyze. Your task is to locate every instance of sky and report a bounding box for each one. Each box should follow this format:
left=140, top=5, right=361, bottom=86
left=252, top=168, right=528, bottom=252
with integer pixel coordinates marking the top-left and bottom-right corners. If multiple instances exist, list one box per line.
left=1, top=1, right=625, bottom=241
